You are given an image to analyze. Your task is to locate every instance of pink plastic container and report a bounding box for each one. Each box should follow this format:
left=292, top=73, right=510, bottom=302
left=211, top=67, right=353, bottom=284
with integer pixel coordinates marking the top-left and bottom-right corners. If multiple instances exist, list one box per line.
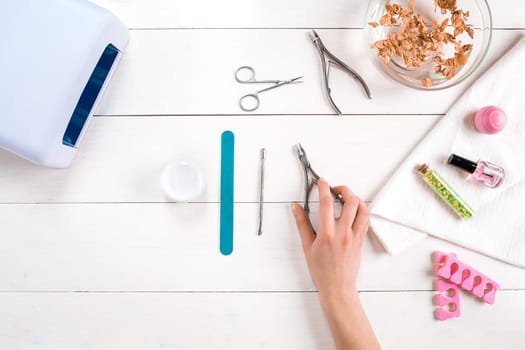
left=473, top=106, right=507, bottom=134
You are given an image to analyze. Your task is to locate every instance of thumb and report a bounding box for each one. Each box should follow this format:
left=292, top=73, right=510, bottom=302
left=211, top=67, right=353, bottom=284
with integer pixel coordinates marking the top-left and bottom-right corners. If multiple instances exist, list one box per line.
left=292, top=203, right=315, bottom=254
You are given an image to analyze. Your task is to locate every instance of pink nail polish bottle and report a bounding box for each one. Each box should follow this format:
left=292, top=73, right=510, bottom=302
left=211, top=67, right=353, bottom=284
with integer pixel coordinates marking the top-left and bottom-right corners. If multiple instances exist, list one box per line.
left=448, top=154, right=505, bottom=188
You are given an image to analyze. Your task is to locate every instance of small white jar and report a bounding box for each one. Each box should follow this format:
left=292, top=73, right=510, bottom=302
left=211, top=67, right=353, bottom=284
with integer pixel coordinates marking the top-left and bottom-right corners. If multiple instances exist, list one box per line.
left=160, top=161, right=205, bottom=202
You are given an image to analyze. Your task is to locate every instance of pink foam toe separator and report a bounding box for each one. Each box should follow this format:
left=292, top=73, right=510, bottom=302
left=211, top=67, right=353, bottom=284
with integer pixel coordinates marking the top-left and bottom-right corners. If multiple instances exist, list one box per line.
left=434, top=251, right=500, bottom=304
left=433, top=251, right=457, bottom=277
left=435, top=308, right=459, bottom=321
left=482, top=284, right=498, bottom=304
left=434, top=279, right=460, bottom=321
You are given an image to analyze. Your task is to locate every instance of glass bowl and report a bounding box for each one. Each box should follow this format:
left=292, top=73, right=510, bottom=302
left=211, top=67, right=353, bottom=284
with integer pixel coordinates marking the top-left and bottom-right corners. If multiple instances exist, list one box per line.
left=365, top=0, right=492, bottom=90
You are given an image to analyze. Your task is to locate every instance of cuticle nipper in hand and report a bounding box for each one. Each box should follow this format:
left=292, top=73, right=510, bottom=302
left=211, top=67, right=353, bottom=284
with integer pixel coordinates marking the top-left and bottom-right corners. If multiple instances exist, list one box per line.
left=295, top=143, right=343, bottom=233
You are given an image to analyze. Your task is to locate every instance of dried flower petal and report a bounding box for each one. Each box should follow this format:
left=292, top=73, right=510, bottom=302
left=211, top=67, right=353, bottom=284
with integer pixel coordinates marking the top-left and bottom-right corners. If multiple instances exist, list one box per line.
left=435, top=0, right=457, bottom=12
left=422, top=78, right=433, bottom=87
left=369, top=0, right=474, bottom=87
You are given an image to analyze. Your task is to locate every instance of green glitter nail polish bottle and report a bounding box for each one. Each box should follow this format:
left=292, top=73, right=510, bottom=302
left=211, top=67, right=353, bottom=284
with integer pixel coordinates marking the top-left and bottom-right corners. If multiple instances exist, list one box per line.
left=417, top=163, right=475, bottom=220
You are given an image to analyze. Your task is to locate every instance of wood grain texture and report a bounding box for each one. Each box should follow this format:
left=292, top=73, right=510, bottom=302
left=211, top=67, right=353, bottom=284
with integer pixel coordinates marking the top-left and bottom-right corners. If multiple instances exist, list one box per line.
left=2, top=0, right=525, bottom=348
left=89, top=0, right=525, bottom=29
left=1, top=203, right=524, bottom=291
left=0, top=115, right=438, bottom=203
left=1, top=291, right=524, bottom=350
left=96, top=29, right=525, bottom=116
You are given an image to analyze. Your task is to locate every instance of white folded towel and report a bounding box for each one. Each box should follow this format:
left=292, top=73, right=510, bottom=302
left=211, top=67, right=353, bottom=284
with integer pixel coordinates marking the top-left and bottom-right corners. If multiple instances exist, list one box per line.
left=370, top=36, right=525, bottom=268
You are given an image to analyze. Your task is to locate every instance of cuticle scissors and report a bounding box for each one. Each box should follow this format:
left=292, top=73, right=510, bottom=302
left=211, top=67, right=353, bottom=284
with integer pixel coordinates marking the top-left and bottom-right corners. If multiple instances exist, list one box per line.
left=309, top=30, right=372, bottom=115
left=235, top=66, right=303, bottom=112
left=295, top=143, right=343, bottom=230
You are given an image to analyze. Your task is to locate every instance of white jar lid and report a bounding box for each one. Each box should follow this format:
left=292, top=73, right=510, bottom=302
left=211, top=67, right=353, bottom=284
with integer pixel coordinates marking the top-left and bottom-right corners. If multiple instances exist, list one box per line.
left=160, top=161, right=205, bottom=202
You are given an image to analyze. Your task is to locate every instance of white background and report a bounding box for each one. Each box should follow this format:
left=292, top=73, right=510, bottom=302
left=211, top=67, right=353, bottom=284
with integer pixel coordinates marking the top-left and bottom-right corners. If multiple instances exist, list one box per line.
left=1, top=0, right=525, bottom=349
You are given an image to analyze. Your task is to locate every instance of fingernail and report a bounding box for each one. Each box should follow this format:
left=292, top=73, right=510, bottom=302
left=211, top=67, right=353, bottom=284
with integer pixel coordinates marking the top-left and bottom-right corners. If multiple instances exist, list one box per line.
left=291, top=202, right=301, bottom=216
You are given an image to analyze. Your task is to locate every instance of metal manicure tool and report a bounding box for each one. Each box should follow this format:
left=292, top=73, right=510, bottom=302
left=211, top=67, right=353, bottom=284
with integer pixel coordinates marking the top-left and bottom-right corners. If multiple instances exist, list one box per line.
left=309, top=30, right=372, bottom=115
left=295, top=143, right=342, bottom=229
left=235, top=66, right=303, bottom=112
left=257, top=148, right=266, bottom=236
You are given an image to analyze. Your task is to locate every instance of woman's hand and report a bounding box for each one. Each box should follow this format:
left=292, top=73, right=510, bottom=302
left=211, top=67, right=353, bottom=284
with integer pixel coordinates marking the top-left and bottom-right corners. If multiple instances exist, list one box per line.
left=292, top=178, right=369, bottom=300
left=292, top=178, right=380, bottom=350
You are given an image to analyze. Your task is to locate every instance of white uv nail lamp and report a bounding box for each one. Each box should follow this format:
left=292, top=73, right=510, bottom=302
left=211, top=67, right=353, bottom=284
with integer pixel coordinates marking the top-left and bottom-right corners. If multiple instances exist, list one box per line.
left=0, top=0, right=129, bottom=168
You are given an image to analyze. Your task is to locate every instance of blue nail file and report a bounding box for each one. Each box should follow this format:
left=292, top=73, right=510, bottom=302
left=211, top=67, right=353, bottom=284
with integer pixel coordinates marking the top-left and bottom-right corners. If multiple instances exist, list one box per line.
left=220, top=130, right=235, bottom=255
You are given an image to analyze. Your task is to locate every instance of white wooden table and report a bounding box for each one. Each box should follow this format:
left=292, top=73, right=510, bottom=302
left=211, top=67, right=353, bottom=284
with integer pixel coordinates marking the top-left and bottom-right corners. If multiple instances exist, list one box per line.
left=1, top=1, right=525, bottom=349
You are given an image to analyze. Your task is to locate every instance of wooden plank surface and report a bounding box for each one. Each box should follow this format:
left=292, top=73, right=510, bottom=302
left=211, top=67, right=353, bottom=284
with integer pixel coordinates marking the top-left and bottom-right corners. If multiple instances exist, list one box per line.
left=2, top=0, right=525, bottom=348
left=96, top=29, right=525, bottom=116
left=0, top=115, right=438, bottom=203
left=1, top=291, right=524, bottom=350
left=90, top=0, right=525, bottom=29
left=1, top=203, right=524, bottom=291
